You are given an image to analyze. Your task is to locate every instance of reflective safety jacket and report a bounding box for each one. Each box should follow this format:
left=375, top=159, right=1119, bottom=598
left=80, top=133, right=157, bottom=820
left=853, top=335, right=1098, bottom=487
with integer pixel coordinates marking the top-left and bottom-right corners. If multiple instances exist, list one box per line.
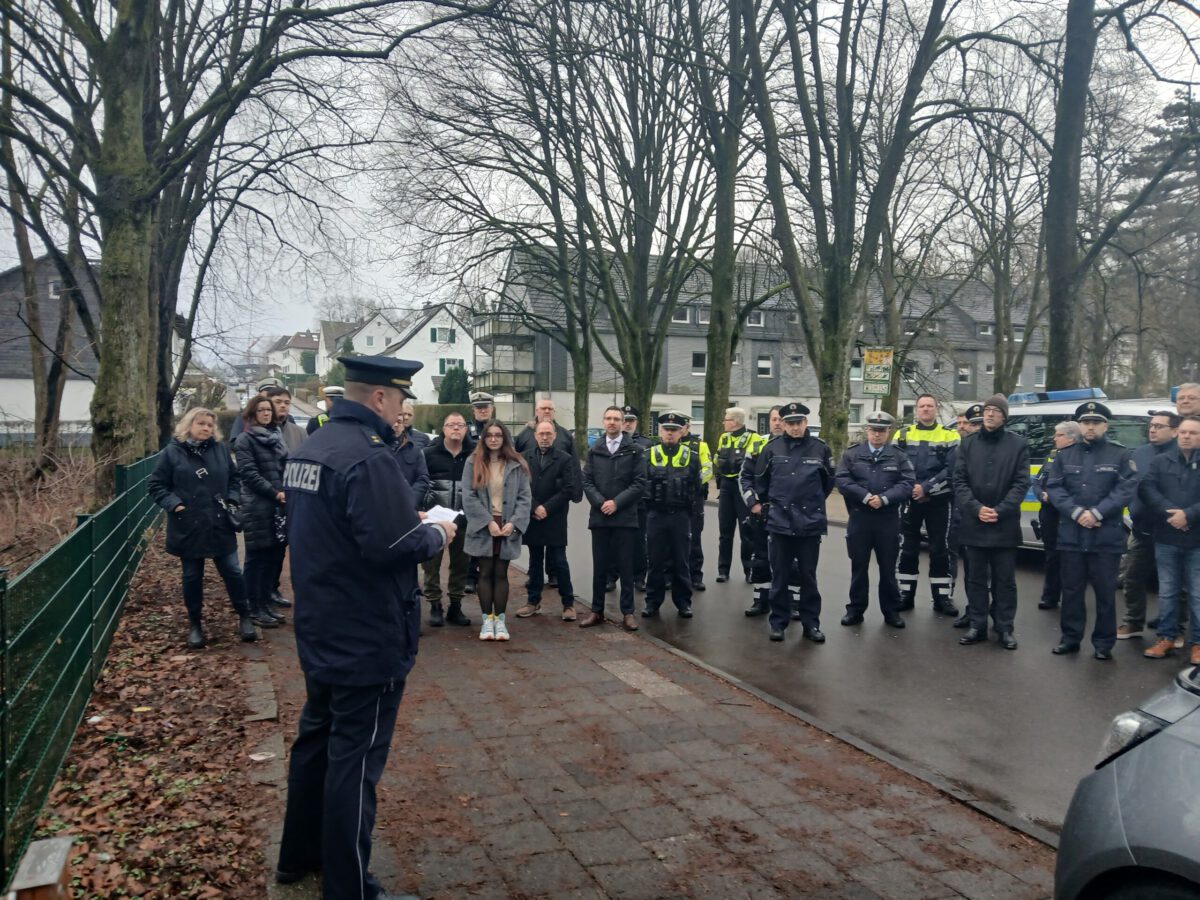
left=894, top=421, right=959, bottom=498
left=716, top=428, right=766, bottom=479
left=645, top=443, right=702, bottom=511
left=682, top=434, right=713, bottom=486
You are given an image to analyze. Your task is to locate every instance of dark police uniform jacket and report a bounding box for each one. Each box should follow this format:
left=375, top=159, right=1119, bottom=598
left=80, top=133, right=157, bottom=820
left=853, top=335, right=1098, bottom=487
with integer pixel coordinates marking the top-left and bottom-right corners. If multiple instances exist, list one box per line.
left=284, top=400, right=446, bottom=686
left=644, top=442, right=702, bottom=512
left=742, top=433, right=834, bottom=537
left=834, top=442, right=915, bottom=512
left=894, top=421, right=958, bottom=499
left=1044, top=436, right=1136, bottom=554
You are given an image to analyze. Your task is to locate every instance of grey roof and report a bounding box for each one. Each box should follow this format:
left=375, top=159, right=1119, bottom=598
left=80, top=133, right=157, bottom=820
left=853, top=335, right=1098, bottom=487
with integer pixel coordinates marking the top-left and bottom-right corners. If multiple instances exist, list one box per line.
left=319, top=319, right=358, bottom=349
left=0, top=256, right=100, bottom=380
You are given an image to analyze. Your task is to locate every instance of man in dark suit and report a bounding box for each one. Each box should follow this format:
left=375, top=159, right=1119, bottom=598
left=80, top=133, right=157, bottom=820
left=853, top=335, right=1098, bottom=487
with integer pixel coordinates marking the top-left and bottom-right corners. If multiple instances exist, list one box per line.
left=579, top=406, right=647, bottom=631
left=516, top=420, right=582, bottom=621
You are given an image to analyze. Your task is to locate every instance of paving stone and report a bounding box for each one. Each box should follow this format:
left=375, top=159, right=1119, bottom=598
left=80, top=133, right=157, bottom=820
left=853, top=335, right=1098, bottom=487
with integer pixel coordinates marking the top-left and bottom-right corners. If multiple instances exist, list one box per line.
left=935, top=862, right=1046, bottom=899
left=413, top=845, right=492, bottom=894
left=850, top=859, right=961, bottom=899
left=609, top=729, right=665, bottom=754
left=877, top=833, right=981, bottom=875
left=560, top=825, right=652, bottom=867
left=758, top=801, right=847, bottom=836
left=479, top=817, right=561, bottom=857
left=588, top=782, right=660, bottom=813
left=651, top=693, right=708, bottom=712
left=691, top=754, right=778, bottom=784
left=815, top=829, right=905, bottom=869
left=955, top=833, right=1054, bottom=890
left=496, top=848, right=595, bottom=895
left=831, top=804, right=927, bottom=841
left=675, top=792, right=761, bottom=824
left=722, top=776, right=805, bottom=811
left=613, top=804, right=694, bottom=841
left=747, top=846, right=844, bottom=891
left=709, top=815, right=793, bottom=856
left=520, top=774, right=590, bottom=803
left=588, top=859, right=683, bottom=898
left=409, top=712, right=463, bottom=733
left=533, top=797, right=616, bottom=833
left=670, top=738, right=735, bottom=764
left=500, top=755, right=571, bottom=782
left=626, top=748, right=682, bottom=775
left=465, top=793, right=537, bottom=828
left=687, top=870, right=787, bottom=898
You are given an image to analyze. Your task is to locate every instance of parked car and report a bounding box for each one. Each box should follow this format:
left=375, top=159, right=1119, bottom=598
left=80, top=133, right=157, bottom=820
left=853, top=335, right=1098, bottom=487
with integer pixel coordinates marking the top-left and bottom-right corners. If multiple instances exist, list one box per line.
left=1056, top=664, right=1200, bottom=899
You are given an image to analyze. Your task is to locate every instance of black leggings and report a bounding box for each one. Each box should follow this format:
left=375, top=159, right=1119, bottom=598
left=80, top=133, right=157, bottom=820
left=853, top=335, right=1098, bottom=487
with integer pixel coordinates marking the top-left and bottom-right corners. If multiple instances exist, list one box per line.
left=477, top=556, right=510, bottom=615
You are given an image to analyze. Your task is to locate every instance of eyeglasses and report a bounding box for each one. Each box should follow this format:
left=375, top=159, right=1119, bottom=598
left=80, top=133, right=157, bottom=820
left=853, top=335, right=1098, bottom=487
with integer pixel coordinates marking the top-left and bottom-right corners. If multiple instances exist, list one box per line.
left=446, top=423, right=467, bottom=429
left=1149, top=423, right=1173, bottom=430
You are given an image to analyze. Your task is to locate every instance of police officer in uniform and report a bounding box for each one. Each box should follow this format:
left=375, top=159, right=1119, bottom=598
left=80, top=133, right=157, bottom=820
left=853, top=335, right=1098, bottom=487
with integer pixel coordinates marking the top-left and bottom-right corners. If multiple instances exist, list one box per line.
left=680, top=420, right=713, bottom=590
left=276, top=356, right=455, bottom=900
left=715, top=407, right=766, bottom=582
left=740, top=405, right=782, bottom=618
left=642, top=411, right=702, bottom=618
left=607, top=404, right=652, bottom=592
left=1033, top=421, right=1081, bottom=610
left=466, top=391, right=494, bottom=442
left=744, top=402, right=834, bottom=642
left=1044, top=401, right=1137, bottom=660
left=894, top=393, right=959, bottom=615
left=835, top=412, right=915, bottom=627
left=306, top=384, right=345, bottom=434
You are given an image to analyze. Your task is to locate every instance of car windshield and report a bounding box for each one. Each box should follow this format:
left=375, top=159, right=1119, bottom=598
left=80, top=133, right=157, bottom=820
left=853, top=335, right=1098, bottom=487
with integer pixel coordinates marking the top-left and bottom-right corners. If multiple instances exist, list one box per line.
left=1008, top=414, right=1150, bottom=465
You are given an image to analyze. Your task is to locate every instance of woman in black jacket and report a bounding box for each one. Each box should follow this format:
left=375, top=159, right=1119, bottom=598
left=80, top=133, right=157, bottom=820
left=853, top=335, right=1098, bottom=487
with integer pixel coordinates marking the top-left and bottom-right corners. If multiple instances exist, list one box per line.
left=148, top=408, right=258, bottom=648
left=234, top=396, right=289, bottom=628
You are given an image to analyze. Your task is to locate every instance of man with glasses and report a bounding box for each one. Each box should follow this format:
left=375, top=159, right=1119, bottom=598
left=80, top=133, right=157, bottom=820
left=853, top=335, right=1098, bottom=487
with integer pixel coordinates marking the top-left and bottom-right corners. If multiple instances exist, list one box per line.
left=1033, top=420, right=1081, bottom=612
left=715, top=407, right=766, bottom=583
left=953, top=394, right=1029, bottom=650
left=514, top=396, right=579, bottom=591
left=421, top=412, right=474, bottom=627
left=834, top=412, right=915, bottom=628
left=1118, top=410, right=1180, bottom=640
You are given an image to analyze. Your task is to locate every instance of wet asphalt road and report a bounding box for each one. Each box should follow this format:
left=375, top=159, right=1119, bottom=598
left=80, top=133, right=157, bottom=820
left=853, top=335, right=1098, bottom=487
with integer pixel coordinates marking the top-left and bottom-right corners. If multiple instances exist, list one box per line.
left=540, top=500, right=1182, bottom=834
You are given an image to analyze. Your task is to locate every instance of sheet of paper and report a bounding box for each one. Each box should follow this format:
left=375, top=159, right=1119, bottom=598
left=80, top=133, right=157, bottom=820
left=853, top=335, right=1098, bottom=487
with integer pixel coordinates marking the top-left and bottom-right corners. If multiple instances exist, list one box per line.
left=423, top=505, right=462, bottom=524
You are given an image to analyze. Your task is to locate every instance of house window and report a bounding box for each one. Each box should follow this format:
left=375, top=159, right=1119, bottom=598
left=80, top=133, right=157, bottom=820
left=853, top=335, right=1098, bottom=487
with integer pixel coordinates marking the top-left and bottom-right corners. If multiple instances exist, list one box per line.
left=672, top=307, right=690, bottom=324
left=1013, top=326, right=1024, bottom=343
left=787, top=312, right=800, bottom=324
left=984, top=363, right=995, bottom=376
left=902, top=403, right=915, bottom=420
left=691, top=352, right=707, bottom=375
left=931, top=360, right=943, bottom=375
left=978, top=323, right=994, bottom=337
left=366, top=335, right=375, bottom=347
left=430, top=327, right=456, bottom=344
left=756, top=355, right=773, bottom=378
left=48, top=280, right=62, bottom=299
left=849, top=403, right=863, bottom=424
left=438, top=358, right=463, bottom=375
left=850, top=358, right=863, bottom=380
left=697, top=307, right=710, bottom=325
left=1035, top=366, right=1046, bottom=387
left=902, top=360, right=917, bottom=376
left=957, top=366, right=971, bottom=384
left=746, top=310, right=764, bottom=327
left=790, top=355, right=803, bottom=367
left=905, top=319, right=939, bottom=336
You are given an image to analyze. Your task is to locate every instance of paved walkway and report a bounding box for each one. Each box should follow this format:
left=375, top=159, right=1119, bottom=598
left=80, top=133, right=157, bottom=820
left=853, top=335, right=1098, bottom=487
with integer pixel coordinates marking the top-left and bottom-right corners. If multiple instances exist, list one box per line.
left=260, top=561, right=1055, bottom=899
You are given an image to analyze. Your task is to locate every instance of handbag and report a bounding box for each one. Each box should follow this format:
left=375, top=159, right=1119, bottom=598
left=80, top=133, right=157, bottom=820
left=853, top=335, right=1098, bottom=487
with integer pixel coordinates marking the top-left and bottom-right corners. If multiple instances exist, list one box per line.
left=217, top=497, right=243, bottom=532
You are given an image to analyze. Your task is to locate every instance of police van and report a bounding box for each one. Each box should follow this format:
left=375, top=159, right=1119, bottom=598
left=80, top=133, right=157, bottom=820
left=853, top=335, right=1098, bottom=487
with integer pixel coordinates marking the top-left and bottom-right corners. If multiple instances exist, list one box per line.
left=1005, top=389, right=1168, bottom=548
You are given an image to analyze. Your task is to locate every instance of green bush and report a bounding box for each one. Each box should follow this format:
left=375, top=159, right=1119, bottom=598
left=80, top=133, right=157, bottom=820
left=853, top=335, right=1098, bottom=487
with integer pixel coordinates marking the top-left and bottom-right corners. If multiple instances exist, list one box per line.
left=413, top=403, right=473, bottom=435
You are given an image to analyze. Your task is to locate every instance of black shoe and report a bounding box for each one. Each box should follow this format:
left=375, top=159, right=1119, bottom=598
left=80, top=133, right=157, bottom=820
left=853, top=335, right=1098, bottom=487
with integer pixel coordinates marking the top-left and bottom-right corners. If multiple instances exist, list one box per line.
left=898, top=598, right=915, bottom=611
left=678, top=607, right=693, bottom=618
left=769, top=628, right=785, bottom=641
left=1038, top=599, right=1059, bottom=610
left=840, top=613, right=864, bottom=626
left=270, top=590, right=293, bottom=608
left=884, top=616, right=906, bottom=629
left=1094, top=648, right=1113, bottom=660
left=265, top=606, right=286, bottom=623
left=932, top=600, right=958, bottom=616
left=605, top=581, right=617, bottom=592
left=998, top=632, right=1018, bottom=650
left=446, top=602, right=471, bottom=626
left=635, top=581, right=646, bottom=593
left=251, top=607, right=280, bottom=629
left=1052, top=642, right=1080, bottom=655
left=802, top=626, right=825, bottom=644
left=641, top=607, right=659, bottom=618
left=1148, top=616, right=1160, bottom=629
left=238, top=616, right=258, bottom=642
left=428, top=602, right=445, bottom=628
left=275, top=867, right=316, bottom=885
left=952, top=613, right=970, bottom=629
left=464, top=581, right=477, bottom=594
left=959, top=627, right=987, bottom=645
left=790, top=608, right=802, bottom=621
left=692, top=582, right=706, bottom=592
left=716, top=573, right=729, bottom=583
left=187, top=623, right=206, bottom=649
left=745, top=604, right=769, bottom=618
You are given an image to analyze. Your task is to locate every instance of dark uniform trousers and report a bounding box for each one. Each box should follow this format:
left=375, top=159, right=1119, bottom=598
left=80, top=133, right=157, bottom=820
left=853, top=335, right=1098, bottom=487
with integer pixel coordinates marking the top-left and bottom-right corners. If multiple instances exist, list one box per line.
left=846, top=508, right=902, bottom=617
left=963, top=547, right=1018, bottom=633
left=1038, top=504, right=1062, bottom=606
left=1121, top=530, right=1156, bottom=629
left=897, top=497, right=954, bottom=605
left=947, top=504, right=967, bottom=595
left=608, top=504, right=648, bottom=586
left=593, top=527, right=638, bottom=615
left=718, top=478, right=752, bottom=577
left=689, top=502, right=705, bottom=584
left=1060, top=551, right=1121, bottom=650
left=279, top=676, right=405, bottom=900
left=645, top=510, right=693, bottom=612
left=768, top=534, right=821, bottom=631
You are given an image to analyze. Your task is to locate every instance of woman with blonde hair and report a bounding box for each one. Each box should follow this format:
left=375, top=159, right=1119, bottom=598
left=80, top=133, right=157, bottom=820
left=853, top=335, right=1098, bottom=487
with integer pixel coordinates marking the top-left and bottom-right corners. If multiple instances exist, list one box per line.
left=148, top=407, right=258, bottom=648
left=462, top=420, right=531, bottom=641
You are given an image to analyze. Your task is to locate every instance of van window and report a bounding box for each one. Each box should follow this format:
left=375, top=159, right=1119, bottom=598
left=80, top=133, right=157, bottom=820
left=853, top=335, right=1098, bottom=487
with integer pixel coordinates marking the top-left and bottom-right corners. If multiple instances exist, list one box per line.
left=1008, top=413, right=1150, bottom=465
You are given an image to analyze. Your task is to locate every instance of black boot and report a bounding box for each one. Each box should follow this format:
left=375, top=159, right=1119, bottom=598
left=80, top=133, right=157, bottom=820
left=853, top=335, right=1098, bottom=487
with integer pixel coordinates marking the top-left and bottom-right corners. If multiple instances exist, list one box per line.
left=238, top=615, right=259, bottom=642
left=187, top=621, right=207, bottom=649
left=251, top=604, right=280, bottom=628
left=429, top=602, right=445, bottom=627
left=269, top=589, right=293, bottom=609
left=264, top=604, right=287, bottom=624
left=446, top=601, right=472, bottom=626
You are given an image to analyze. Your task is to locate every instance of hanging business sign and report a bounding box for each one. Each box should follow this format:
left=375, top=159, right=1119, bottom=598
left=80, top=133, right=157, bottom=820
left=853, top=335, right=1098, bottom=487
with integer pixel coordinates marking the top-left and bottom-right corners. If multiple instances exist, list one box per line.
left=861, top=346, right=894, bottom=396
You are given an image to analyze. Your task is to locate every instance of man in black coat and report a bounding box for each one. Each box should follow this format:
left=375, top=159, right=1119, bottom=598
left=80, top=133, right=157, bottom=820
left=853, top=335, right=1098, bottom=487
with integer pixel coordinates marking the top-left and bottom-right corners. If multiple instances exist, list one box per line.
left=579, top=406, right=647, bottom=631
left=953, top=394, right=1030, bottom=650
left=420, top=412, right=475, bottom=627
left=514, top=397, right=577, bottom=457
left=515, top=420, right=582, bottom=621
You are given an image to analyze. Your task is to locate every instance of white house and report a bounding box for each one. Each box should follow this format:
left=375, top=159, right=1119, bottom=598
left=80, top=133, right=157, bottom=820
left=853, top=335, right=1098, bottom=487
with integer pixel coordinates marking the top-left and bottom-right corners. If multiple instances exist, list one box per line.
left=380, top=304, right=487, bottom=403
left=315, top=320, right=357, bottom=377
left=265, top=331, right=318, bottom=375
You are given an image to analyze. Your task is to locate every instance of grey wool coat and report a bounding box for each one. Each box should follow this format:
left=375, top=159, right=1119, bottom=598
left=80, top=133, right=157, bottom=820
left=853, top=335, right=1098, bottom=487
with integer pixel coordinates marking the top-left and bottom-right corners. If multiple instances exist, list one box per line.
left=461, top=456, right=532, bottom=560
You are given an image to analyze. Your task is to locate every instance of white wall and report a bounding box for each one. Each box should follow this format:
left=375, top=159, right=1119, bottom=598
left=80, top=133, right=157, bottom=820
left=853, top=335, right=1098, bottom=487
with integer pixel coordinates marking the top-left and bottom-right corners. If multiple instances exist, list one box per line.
left=0, top=378, right=95, bottom=425
left=351, top=314, right=399, bottom=354
left=385, top=309, right=487, bottom=404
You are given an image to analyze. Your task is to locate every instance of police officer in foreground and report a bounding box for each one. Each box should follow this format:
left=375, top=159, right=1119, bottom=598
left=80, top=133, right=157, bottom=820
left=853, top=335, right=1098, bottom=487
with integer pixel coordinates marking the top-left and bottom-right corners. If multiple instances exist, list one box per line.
left=716, top=407, right=766, bottom=582
left=642, top=411, right=702, bottom=619
left=306, top=384, right=345, bottom=434
left=607, top=404, right=652, bottom=592
left=743, top=402, right=834, bottom=643
left=834, top=412, right=915, bottom=628
left=741, top=405, right=783, bottom=619
left=680, top=419, right=713, bottom=590
left=277, top=356, right=455, bottom=900
left=1044, top=401, right=1137, bottom=660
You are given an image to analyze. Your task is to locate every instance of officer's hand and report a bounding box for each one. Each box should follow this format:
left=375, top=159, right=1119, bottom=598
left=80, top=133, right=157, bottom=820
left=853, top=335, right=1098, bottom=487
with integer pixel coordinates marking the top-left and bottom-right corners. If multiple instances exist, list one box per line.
left=751, top=503, right=763, bottom=516
left=276, top=491, right=286, bottom=504
left=601, top=500, right=617, bottom=515
left=979, top=506, right=999, bottom=523
left=418, top=510, right=428, bottom=520
left=174, top=504, right=185, bottom=513
left=867, top=495, right=883, bottom=509
left=534, top=505, right=548, bottom=520
left=438, top=521, right=458, bottom=543
left=1040, top=491, right=1049, bottom=502
left=488, top=520, right=504, bottom=537
left=1168, top=508, right=1189, bottom=530
left=1077, top=510, right=1099, bottom=529
left=912, top=484, right=926, bottom=501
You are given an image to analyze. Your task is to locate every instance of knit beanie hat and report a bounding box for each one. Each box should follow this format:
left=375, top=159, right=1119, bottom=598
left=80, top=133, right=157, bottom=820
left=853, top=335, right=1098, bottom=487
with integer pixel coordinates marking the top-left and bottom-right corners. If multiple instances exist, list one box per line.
left=984, top=393, right=1009, bottom=419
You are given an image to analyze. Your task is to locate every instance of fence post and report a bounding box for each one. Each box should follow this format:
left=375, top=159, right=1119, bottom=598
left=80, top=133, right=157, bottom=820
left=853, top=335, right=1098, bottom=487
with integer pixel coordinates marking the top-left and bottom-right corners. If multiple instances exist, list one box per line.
left=0, top=566, right=9, bottom=888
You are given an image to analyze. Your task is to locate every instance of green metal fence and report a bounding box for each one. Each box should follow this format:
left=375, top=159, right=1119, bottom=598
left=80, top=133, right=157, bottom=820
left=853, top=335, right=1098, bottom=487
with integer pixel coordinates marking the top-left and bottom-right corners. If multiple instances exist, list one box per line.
left=0, top=453, right=162, bottom=889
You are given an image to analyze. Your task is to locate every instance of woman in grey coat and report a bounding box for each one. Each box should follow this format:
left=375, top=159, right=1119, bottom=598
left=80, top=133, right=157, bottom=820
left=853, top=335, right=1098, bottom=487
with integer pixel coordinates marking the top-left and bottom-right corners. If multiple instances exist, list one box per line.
left=462, top=421, right=531, bottom=641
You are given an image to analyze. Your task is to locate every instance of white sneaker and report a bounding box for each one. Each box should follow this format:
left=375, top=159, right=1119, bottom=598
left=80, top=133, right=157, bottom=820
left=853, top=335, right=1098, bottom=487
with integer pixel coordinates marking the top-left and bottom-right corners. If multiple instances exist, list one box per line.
left=493, top=614, right=510, bottom=641
left=479, top=615, right=495, bottom=641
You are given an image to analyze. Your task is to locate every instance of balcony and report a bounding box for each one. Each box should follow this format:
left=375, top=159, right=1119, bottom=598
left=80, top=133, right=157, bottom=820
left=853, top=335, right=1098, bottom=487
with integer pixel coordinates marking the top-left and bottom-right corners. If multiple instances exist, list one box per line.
left=474, top=370, right=538, bottom=393
left=473, top=315, right=536, bottom=353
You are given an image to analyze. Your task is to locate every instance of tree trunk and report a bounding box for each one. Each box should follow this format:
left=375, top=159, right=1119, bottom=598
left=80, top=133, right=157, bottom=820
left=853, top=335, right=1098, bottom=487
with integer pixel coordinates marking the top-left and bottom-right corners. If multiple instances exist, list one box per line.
left=702, top=149, right=738, bottom=452
left=1044, top=0, right=1097, bottom=390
